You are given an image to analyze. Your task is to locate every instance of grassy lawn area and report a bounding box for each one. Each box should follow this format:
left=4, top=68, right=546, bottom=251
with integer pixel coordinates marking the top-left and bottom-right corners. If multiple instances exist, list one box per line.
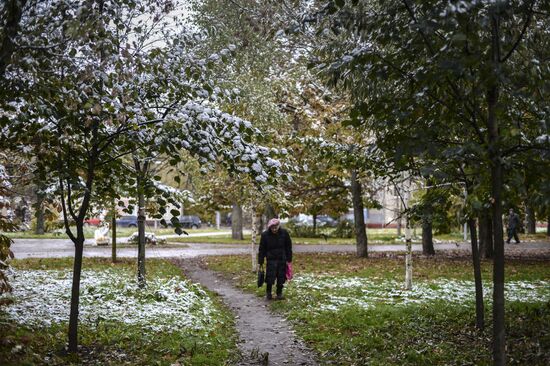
left=436, top=232, right=550, bottom=243
left=0, top=258, right=238, bottom=366
left=205, top=253, right=550, bottom=365
left=170, top=230, right=549, bottom=245
left=170, top=234, right=355, bottom=245
left=169, top=231, right=455, bottom=245
left=170, top=228, right=409, bottom=245
left=7, top=226, right=548, bottom=246
left=4, top=226, right=225, bottom=240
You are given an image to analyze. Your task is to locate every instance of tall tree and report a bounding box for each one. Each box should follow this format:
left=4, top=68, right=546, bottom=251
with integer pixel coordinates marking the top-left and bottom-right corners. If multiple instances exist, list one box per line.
left=1, top=0, right=285, bottom=353
left=350, top=169, right=368, bottom=257
left=231, top=202, right=244, bottom=240
left=310, top=1, right=549, bottom=364
left=0, top=0, right=27, bottom=77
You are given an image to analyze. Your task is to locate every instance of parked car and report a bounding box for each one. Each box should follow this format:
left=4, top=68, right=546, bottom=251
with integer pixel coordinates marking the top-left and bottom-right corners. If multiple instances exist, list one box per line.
left=178, top=215, right=202, bottom=229
left=289, top=214, right=337, bottom=227
left=84, top=217, right=102, bottom=226
left=288, top=214, right=313, bottom=227
left=317, top=215, right=338, bottom=227
left=116, top=215, right=138, bottom=227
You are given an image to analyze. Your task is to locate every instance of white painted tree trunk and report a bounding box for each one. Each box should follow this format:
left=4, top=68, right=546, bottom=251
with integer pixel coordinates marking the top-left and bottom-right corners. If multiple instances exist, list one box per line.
left=405, top=224, right=412, bottom=290
left=396, top=188, right=402, bottom=236
left=251, top=213, right=258, bottom=272
left=215, top=211, right=221, bottom=230
left=404, top=180, right=413, bottom=290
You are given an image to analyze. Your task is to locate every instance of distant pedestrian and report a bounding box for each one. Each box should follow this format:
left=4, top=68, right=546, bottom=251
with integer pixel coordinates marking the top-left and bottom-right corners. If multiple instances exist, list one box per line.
left=506, top=208, right=521, bottom=244
left=258, top=218, right=292, bottom=300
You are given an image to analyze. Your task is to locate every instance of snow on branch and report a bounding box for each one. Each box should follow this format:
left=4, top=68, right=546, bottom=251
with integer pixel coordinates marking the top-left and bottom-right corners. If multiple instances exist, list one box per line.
left=163, top=101, right=288, bottom=185
left=152, top=181, right=195, bottom=204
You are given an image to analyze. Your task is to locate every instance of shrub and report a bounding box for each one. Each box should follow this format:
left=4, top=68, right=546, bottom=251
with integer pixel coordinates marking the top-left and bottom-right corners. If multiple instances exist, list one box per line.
left=332, top=220, right=354, bottom=238
left=284, top=221, right=323, bottom=238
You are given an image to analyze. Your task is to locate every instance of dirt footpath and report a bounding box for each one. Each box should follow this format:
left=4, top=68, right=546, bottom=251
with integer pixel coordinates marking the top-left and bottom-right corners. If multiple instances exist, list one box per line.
left=174, top=258, right=318, bottom=366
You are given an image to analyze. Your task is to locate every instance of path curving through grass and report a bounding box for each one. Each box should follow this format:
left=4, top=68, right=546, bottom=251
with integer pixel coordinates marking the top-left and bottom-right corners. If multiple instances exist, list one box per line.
left=174, top=257, right=318, bottom=366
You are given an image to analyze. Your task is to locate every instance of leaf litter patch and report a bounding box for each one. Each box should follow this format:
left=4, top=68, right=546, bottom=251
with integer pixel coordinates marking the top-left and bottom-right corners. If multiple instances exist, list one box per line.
left=290, top=274, right=550, bottom=312
left=1, top=268, right=220, bottom=335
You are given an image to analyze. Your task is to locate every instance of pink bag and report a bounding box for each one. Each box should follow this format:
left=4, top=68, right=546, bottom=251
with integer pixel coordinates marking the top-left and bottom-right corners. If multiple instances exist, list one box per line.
left=285, top=262, right=293, bottom=281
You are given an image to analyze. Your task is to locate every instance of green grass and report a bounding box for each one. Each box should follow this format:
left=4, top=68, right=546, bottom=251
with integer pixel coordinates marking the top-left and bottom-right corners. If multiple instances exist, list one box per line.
left=0, top=258, right=238, bottom=366
left=4, top=226, right=225, bottom=240
left=206, top=253, right=550, bottom=282
left=204, top=253, right=550, bottom=365
left=8, top=226, right=548, bottom=245
left=170, top=234, right=356, bottom=245
left=522, top=232, right=550, bottom=241
left=280, top=300, right=550, bottom=366
left=170, top=228, right=414, bottom=245
left=8, top=257, right=187, bottom=276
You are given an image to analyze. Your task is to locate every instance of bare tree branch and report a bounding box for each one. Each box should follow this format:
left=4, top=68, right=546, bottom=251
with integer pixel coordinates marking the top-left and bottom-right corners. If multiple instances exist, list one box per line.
left=500, top=0, right=535, bottom=63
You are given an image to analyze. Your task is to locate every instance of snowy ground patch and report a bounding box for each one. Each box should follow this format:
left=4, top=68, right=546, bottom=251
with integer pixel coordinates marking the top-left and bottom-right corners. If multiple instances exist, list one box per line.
left=290, top=274, right=550, bottom=313
left=1, top=268, right=219, bottom=335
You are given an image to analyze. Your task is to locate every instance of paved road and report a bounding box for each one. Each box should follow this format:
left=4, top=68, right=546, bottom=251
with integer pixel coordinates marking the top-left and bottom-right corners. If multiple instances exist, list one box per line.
left=10, top=236, right=550, bottom=259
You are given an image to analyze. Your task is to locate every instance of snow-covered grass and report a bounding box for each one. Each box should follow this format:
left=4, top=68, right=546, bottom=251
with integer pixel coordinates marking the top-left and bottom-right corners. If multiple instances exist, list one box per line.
left=290, top=274, right=550, bottom=313
left=0, top=258, right=238, bottom=365
left=3, top=268, right=216, bottom=335
left=206, top=253, right=550, bottom=366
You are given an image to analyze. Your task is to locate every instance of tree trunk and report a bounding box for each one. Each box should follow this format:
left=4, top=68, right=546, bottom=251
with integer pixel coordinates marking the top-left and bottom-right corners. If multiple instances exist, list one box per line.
left=64, top=180, right=93, bottom=353
left=488, top=14, right=505, bottom=363
left=34, top=188, right=45, bottom=235
left=525, top=205, right=536, bottom=234
left=68, top=233, right=84, bottom=353
left=405, top=219, right=412, bottom=290
left=251, top=213, right=258, bottom=272
left=312, top=213, right=317, bottom=234
left=396, top=190, right=402, bottom=236
left=62, top=164, right=95, bottom=354
left=403, top=178, right=412, bottom=290
left=479, top=212, right=494, bottom=259
left=137, top=187, right=146, bottom=288
left=351, top=170, right=368, bottom=257
left=134, top=158, right=148, bottom=288
left=490, top=153, right=505, bottom=366
left=258, top=216, right=264, bottom=233
left=422, top=219, right=435, bottom=256
left=62, top=120, right=98, bottom=353
left=0, top=0, right=27, bottom=77
left=111, top=201, right=117, bottom=263
left=256, top=214, right=264, bottom=235
left=231, top=203, right=243, bottom=240
left=265, top=204, right=276, bottom=222
left=469, top=218, right=484, bottom=330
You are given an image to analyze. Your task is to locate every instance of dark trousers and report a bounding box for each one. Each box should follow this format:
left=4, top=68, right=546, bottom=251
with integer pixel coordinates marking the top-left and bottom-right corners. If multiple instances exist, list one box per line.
left=507, top=228, right=520, bottom=243
left=266, top=259, right=286, bottom=295
left=266, top=283, right=284, bottom=296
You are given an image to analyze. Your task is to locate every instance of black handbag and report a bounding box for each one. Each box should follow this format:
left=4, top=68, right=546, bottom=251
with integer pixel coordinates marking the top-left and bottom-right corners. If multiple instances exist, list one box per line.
left=257, top=266, right=265, bottom=287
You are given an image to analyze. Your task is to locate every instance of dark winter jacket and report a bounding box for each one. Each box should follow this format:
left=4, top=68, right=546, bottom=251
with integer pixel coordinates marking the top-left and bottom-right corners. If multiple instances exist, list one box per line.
left=508, top=213, right=520, bottom=230
left=258, top=228, right=292, bottom=265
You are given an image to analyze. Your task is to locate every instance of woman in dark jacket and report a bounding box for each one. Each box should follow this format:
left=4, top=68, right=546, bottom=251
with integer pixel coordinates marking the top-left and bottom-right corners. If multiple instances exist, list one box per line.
left=258, top=218, right=292, bottom=300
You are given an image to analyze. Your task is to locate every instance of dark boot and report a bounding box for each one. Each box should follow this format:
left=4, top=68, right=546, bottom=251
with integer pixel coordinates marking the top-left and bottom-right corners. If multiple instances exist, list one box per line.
left=276, top=285, right=284, bottom=300
left=266, top=284, right=273, bottom=300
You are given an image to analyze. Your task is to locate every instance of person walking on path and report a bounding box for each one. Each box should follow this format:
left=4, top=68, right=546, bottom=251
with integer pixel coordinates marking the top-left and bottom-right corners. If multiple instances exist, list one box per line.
left=506, top=208, right=521, bottom=244
left=259, top=218, right=292, bottom=300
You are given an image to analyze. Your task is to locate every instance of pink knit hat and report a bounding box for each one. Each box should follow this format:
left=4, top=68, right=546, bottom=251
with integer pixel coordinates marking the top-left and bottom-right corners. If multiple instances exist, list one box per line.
left=267, top=218, right=280, bottom=228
